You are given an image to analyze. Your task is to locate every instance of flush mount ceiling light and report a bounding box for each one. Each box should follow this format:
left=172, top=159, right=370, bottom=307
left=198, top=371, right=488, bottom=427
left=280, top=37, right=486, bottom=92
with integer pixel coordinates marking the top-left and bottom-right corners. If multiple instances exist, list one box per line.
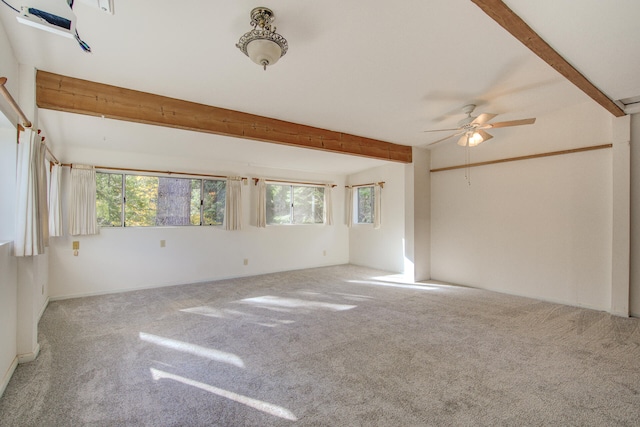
left=236, top=7, right=288, bottom=70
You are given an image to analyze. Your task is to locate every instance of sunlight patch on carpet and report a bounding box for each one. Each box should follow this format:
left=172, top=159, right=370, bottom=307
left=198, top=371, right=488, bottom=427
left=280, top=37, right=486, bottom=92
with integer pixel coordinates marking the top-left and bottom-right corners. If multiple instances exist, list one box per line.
left=140, top=332, right=245, bottom=368
left=180, top=306, right=227, bottom=319
left=180, top=306, right=296, bottom=327
left=239, top=296, right=356, bottom=312
left=349, top=279, right=445, bottom=291
left=150, top=368, right=298, bottom=421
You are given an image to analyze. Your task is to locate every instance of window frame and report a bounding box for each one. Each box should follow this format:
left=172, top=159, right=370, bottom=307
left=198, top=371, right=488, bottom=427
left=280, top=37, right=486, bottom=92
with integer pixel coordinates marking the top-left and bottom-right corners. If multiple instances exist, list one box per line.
left=354, top=185, right=375, bottom=225
left=95, top=170, right=227, bottom=228
left=265, top=182, right=326, bottom=226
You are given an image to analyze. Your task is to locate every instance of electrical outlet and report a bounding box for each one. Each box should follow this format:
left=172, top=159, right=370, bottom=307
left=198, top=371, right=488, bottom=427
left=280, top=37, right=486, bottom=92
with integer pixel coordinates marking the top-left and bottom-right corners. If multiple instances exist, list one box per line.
left=323, top=250, right=327, bottom=256
left=243, top=259, right=249, bottom=266
left=160, top=240, right=166, bottom=248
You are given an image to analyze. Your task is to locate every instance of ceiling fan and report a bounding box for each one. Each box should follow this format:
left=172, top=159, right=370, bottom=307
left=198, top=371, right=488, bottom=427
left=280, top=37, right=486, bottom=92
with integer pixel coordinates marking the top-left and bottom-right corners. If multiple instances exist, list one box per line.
left=424, top=104, right=536, bottom=147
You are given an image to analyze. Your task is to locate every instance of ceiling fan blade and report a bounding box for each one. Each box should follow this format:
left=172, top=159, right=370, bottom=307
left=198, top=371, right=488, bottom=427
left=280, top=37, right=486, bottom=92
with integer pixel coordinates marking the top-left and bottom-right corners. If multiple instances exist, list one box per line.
left=476, top=129, right=493, bottom=143
left=422, top=128, right=461, bottom=133
left=472, top=113, right=498, bottom=125
left=425, top=131, right=465, bottom=147
left=485, top=118, right=536, bottom=128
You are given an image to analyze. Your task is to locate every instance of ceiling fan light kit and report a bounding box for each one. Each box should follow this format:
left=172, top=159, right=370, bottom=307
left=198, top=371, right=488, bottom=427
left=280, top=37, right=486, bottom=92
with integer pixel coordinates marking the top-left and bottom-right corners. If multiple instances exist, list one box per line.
left=236, top=7, right=288, bottom=70
left=424, top=104, right=536, bottom=148
left=465, top=131, right=485, bottom=147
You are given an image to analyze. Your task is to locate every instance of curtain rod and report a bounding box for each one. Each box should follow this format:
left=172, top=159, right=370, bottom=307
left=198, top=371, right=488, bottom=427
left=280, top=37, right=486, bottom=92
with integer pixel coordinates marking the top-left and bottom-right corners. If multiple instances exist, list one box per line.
left=252, top=177, right=337, bottom=188
left=430, top=144, right=612, bottom=173
left=61, top=163, right=247, bottom=181
left=37, top=132, right=60, bottom=164
left=345, top=182, right=385, bottom=189
left=17, top=125, right=61, bottom=164
left=44, top=145, right=60, bottom=165
left=0, top=77, right=32, bottom=128
left=4, top=73, right=62, bottom=166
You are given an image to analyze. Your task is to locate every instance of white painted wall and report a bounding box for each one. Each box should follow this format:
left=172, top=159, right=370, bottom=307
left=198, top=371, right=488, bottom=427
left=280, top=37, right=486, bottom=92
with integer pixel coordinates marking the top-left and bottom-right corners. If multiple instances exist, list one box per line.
left=0, top=18, right=20, bottom=397
left=48, top=148, right=349, bottom=299
left=348, top=163, right=406, bottom=274
left=404, top=147, right=431, bottom=281
left=12, top=65, right=47, bottom=363
left=0, top=127, right=15, bottom=240
left=0, top=127, right=18, bottom=391
left=0, top=130, right=17, bottom=386
left=0, top=242, right=17, bottom=397
left=0, top=18, right=18, bottom=125
left=630, top=113, right=640, bottom=317
left=610, top=115, right=631, bottom=316
left=16, top=255, right=47, bottom=361
left=431, top=101, right=615, bottom=311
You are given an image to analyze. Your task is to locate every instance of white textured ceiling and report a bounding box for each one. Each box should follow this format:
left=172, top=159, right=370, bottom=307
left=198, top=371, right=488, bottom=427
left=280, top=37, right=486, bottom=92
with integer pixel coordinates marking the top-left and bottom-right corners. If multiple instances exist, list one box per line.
left=0, top=0, right=638, bottom=174
left=503, top=0, right=640, bottom=103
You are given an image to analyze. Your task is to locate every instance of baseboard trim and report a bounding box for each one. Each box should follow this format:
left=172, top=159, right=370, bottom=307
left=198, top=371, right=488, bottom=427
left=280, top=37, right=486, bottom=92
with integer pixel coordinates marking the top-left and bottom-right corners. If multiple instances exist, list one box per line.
left=0, top=356, right=18, bottom=398
left=611, top=309, right=630, bottom=318
left=38, top=296, right=50, bottom=321
left=17, top=343, right=40, bottom=364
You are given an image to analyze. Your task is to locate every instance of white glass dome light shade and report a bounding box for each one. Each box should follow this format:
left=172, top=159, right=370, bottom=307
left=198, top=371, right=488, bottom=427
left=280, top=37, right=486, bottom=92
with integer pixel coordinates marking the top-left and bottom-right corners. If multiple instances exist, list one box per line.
left=468, top=132, right=484, bottom=146
left=246, top=39, right=283, bottom=68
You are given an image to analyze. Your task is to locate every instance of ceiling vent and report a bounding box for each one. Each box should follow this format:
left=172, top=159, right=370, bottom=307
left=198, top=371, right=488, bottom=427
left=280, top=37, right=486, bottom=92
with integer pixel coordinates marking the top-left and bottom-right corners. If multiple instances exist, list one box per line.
left=16, top=1, right=77, bottom=39
left=78, top=0, right=114, bottom=14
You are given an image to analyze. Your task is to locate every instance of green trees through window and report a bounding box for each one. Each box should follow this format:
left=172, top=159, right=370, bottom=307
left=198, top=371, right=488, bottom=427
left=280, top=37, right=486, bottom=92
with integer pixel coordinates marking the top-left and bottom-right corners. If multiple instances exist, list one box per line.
left=96, top=172, right=226, bottom=227
left=202, top=180, right=226, bottom=225
left=356, top=186, right=374, bottom=224
left=266, top=184, right=325, bottom=225
left=96, top=173, right=123, bottom=227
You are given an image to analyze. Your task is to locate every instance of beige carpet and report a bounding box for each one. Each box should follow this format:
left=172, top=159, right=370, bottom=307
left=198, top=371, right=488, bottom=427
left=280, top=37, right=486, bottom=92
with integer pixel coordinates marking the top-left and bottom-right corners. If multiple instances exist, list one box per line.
left=1, top=265, right=639, bottom=426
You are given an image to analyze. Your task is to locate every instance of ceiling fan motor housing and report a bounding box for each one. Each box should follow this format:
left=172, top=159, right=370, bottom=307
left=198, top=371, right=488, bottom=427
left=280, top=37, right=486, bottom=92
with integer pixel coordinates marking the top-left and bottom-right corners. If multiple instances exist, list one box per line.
left=461, top=104, right=476, bottom=115
left=457, top=104, right=477, bottom=128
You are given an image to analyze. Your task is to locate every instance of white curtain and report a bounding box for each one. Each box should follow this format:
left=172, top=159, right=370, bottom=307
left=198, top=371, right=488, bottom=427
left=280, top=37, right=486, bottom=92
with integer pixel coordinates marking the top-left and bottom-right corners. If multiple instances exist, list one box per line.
left=257, top=179, right=267, bottom=228
left=48, top=163, right=63, bottom=237
left=373, top=183, right=382, bottom=229
left=37, top=142, right=50, bottom=246
left=69, top=164, right=98, bottom=236
left=345, top=186, right=353, bottom=228
left=324, top=184, right=333, bottom=225
left=14, top=128, right=48, bottom=256
left=224, top=177, right=243, bottom=231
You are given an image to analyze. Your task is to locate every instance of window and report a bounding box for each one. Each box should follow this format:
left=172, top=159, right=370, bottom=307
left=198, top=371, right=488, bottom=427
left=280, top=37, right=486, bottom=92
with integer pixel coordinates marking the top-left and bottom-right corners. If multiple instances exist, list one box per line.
left=96, top=172, right=123, bottom=227
left=266, top=184, right=325, bottom=225
left=96, top=172, right=226, bottom=227
left=202, top=179, right=226, bottom=226
left=356, top=186, right=374, bottom=224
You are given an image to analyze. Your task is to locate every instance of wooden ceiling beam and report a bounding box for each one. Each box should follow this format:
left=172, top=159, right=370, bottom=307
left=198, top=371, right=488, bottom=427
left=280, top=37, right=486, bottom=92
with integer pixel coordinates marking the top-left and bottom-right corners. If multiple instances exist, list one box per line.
left=471, top=0, right=625, bottom=117
left=35, top=71, right=412, bottom=163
